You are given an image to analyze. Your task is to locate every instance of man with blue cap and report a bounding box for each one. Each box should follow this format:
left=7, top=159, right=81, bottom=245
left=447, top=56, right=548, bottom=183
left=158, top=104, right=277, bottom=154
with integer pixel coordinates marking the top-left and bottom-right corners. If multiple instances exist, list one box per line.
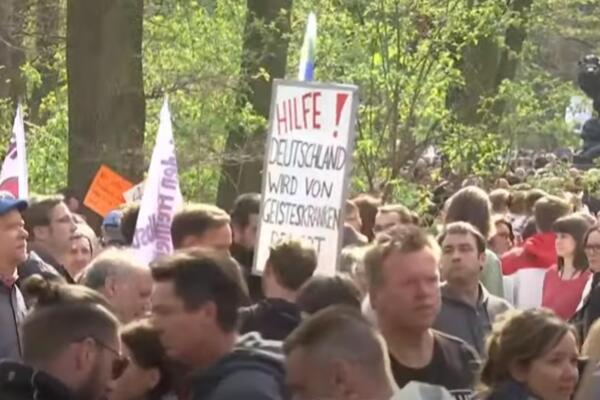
left=0, top=191, right=29, bottom=360
left=101, top=209, right=125, bottom=248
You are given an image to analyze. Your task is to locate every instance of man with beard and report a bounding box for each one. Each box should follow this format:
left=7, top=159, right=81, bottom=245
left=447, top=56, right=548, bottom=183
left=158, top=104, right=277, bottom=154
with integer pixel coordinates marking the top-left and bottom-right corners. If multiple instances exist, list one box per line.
left=0, top=278, right=124, bottom=400
left=230, top=193, right=262, bottom=300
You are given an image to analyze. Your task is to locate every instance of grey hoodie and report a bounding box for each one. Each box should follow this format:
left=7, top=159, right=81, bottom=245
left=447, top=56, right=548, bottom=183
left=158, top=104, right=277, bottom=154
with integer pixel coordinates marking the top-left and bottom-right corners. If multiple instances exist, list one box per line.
left=189, top=332, right=286, bottom=400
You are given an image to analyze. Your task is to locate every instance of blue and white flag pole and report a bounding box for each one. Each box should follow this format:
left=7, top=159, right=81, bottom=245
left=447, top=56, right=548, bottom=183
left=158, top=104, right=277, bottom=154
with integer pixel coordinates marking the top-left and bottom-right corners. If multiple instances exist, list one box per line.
left=298, top=12, right=317, bottom=82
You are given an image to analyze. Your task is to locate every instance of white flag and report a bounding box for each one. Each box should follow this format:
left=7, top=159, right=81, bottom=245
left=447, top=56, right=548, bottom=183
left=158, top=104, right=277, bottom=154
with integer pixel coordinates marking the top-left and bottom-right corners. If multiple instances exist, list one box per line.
left=0, top=105, right=28, bottom=198
left=132, top=98, right=183, bottom=264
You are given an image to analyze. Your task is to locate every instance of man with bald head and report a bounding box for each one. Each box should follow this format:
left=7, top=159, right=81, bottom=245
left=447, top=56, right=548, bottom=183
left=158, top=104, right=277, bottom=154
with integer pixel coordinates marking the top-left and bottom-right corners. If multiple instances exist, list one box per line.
left=284, top=306, right=394, bottom=400
left=80, top=248, right=152, bottom=322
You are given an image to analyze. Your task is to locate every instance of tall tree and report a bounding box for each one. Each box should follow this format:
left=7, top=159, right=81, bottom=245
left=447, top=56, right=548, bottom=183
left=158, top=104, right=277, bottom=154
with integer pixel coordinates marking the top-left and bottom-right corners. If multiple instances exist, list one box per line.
left=448, top=0, right=534, bottom=124
left=66, top=0, right=145, bottom=222
left=30, top=0, right=62, bottom=123
left=0, top=0, right=27, bottom=105
left=216, top=0, right=293, bottom=210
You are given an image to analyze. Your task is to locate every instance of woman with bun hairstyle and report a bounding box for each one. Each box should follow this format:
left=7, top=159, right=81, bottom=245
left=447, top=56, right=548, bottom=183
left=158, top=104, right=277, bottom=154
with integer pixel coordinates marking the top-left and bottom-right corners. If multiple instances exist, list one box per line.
left=480, top=309, right=579, bottom=400
left=542, top=214, right=592, bottom=320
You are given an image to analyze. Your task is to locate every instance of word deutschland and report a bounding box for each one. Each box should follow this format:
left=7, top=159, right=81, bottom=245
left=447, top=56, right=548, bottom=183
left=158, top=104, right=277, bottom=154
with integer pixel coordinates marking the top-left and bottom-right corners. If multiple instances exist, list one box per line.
left=268, top=138, right=347, bottom=171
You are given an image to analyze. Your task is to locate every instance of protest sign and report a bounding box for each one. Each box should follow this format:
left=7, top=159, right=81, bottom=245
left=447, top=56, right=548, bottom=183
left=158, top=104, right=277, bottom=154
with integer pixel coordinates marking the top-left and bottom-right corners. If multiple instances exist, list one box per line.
left=123, top=181, right=145, bottom=203
left=254, top=80, right=359, bottom=276
left=83, top=164, right=133, bottom=217
left=0, top=105, right=28, bottom=198
left=132, top=98, right=183, bottom=264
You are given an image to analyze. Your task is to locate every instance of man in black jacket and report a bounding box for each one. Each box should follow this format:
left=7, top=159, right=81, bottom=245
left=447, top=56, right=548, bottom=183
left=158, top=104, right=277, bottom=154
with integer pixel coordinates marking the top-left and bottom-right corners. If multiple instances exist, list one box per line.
left=0, top=280, right=123, bottom=400
left=239, top=239, right=316, bottom=340
left=151, top=249, right=286, bottom=400
left=230, top=193, right=262, bottom=301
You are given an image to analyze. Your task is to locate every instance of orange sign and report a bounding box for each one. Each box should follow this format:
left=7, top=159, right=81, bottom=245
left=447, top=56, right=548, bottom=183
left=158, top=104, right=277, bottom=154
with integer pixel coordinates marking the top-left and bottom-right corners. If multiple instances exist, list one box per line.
left=84, top=165, right=133, bottom=217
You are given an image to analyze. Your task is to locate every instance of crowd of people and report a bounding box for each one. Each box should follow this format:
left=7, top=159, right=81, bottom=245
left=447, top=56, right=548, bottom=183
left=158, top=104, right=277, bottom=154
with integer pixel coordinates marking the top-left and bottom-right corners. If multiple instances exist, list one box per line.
left=2, top=164, right=600, bottom=400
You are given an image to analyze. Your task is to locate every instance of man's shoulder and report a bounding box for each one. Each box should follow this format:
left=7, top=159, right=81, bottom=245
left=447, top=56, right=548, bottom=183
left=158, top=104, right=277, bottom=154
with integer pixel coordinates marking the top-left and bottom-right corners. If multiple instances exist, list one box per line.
left=207, top=369, right=283, bottom=400
left=486, top=293, right=513, bottom=315
left=191, top=334, right=285, bottom=400
left=18, top=252, right=61, bottom=282
left=432, top=330, right=480, bottom=363
left=192, top=366, right=284, bottom=400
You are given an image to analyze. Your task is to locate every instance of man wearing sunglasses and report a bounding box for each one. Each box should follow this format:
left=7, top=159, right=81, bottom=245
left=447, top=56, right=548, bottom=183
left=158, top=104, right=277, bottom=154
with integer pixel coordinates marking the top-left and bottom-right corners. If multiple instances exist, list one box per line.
left=0, top=279, right=124, bottom=400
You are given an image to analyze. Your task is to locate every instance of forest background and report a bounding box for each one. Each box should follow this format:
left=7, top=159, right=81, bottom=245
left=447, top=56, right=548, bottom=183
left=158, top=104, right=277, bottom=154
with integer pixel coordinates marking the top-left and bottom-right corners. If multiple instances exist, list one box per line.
left=0, top=0, right=598, bottom=219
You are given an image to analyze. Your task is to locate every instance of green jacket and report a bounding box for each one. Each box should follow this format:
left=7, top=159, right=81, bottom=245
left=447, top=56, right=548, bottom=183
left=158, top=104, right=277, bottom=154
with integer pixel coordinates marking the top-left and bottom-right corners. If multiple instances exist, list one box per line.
left=481, top=249, right=505, bottom=299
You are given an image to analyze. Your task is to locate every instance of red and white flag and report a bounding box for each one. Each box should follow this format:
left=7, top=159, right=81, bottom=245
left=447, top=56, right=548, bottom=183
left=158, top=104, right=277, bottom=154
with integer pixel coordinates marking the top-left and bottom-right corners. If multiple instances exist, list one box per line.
left=132, top=98, right=183, bottom=264
left=0, top=105, right=28, bottom=198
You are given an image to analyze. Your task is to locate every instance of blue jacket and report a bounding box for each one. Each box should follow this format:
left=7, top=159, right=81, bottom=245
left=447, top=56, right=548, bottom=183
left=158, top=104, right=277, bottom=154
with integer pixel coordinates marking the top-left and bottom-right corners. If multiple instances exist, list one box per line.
left=190, top=333, right=286, bottom=400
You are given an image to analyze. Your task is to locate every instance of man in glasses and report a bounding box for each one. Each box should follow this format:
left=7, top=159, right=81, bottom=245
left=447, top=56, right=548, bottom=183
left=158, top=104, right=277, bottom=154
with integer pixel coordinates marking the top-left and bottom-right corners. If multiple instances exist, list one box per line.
left=0, top=278, right=124, bottom=400
left=20, top=195, right=77, bottom=282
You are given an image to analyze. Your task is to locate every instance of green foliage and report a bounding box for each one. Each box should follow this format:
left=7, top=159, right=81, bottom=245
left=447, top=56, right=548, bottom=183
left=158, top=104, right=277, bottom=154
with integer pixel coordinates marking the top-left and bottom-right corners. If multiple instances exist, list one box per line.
left=440, top=122, right=509, bottom=181
left=1, top=0, right=599, bottom=205
left=143, top=0, right=246, bottom=202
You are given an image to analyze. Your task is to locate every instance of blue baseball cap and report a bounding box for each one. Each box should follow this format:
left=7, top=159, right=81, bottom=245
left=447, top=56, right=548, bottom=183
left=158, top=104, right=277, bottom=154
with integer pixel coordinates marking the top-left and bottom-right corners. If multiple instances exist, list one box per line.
left=102, top=210, right=122, bottom=228
left=0, top=191, right=27, bottom=215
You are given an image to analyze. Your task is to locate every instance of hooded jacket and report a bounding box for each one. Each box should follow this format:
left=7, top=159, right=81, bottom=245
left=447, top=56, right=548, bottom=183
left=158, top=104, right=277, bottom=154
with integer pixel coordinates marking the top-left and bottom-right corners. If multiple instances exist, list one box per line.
left=0, top=360, right=76, bottom=400
left=501, top=232, right=556, bottom=275
left=239, top=298, right=301, bottom=341
left=189, top=332, right=286, bottom=400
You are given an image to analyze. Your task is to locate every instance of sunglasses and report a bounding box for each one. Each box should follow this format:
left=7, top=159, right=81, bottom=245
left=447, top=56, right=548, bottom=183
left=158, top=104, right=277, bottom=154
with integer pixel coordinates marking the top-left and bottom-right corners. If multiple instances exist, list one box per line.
left=91, top=338, right=130, bottom=380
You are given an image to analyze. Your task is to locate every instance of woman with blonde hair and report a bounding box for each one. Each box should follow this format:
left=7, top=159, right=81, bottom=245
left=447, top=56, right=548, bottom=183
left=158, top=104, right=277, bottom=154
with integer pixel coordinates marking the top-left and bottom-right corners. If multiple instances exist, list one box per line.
left=480, top=308, right=579, bottom=400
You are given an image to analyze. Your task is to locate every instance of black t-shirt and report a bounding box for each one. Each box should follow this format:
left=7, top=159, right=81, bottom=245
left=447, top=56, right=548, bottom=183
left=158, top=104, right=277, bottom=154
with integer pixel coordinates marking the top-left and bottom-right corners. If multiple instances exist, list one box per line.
left=390, top=330, right=480, bottom=400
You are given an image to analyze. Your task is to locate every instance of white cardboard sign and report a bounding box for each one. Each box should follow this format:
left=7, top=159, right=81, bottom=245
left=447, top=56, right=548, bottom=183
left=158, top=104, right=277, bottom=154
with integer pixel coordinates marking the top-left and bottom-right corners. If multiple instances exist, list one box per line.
left=254, top=80, right=359, bottom=276
left=123, top=181, right=145, bottom=203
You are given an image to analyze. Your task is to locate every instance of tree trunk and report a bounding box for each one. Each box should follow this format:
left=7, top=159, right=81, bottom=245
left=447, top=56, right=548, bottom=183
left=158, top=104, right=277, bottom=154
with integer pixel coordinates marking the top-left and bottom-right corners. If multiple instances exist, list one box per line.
left=66, top=0, right=145, bottom=224
left=30, top=0, right=62, bottom=123
left=216, top=0, right=293, bottom=211
left=0, top=0, right=27, bottom=105
left=448, top=0, right=534, bottom=124
left=491, top=0, right=534, bottom=116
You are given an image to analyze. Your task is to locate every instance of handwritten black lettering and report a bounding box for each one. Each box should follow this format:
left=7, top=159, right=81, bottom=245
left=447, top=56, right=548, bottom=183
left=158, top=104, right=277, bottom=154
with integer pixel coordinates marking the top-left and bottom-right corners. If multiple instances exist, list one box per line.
left=305, top=177, right=333, bottom=199
left=268, top=138, right=346, bottom=171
